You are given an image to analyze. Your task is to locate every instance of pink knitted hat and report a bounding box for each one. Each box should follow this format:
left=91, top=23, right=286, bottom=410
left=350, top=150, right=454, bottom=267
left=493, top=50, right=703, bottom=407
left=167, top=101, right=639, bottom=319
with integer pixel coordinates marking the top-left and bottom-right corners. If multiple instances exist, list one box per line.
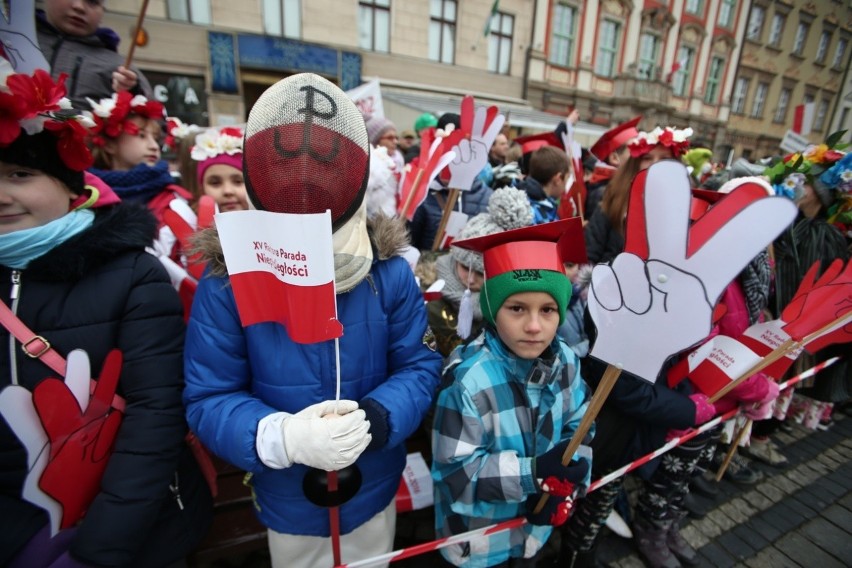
left=196, top=153, right=243, bottom=186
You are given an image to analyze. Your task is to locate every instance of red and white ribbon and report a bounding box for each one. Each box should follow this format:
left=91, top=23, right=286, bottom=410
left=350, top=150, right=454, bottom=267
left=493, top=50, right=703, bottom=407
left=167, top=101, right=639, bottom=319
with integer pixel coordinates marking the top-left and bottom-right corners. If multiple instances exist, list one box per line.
left=337, top=356, right=841, bottom=568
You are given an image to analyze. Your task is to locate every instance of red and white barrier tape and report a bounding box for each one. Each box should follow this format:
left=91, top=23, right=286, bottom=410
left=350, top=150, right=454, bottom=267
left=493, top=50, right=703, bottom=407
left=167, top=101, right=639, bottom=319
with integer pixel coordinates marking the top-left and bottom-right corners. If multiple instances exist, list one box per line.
left=339, top=356, right=841, bottom=568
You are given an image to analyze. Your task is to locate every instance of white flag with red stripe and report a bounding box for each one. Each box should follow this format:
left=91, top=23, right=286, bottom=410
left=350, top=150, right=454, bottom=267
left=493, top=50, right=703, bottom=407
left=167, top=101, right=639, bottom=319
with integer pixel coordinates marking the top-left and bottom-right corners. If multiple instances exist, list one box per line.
left=792, top=102, right=815, bottom=135
left=215, top=209, right=343, bottom=344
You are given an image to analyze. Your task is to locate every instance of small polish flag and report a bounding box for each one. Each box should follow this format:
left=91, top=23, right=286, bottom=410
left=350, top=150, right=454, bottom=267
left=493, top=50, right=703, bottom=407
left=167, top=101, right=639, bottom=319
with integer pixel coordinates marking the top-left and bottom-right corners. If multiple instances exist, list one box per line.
left=215, top=209, right=343, bottom=344
left=792, top=102, right=815, bottom=135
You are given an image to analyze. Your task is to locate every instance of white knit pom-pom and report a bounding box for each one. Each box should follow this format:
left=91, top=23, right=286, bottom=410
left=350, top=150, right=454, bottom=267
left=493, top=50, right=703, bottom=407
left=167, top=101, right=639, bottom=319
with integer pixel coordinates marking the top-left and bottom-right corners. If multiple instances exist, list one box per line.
left=457, top=288, right=474, bottom=339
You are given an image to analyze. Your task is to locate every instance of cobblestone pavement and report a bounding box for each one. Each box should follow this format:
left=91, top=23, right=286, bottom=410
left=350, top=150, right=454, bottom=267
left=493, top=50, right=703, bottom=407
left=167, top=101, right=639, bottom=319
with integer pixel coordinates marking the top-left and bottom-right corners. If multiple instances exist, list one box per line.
left=592, top=411, right=852, bottom=568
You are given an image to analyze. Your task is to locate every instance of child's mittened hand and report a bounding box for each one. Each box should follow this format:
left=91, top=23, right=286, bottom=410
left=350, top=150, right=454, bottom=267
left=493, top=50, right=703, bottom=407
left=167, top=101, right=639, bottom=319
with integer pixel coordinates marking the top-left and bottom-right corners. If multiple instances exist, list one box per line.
left=535, top=443, right=590, bottom=488
left=690, top=393, right=716, bottom=425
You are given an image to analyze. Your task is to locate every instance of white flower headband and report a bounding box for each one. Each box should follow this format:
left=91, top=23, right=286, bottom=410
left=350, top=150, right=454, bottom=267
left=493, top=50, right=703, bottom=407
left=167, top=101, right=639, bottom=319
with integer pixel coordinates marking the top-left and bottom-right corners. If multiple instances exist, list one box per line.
left=190, top=126, right=244, bottom=161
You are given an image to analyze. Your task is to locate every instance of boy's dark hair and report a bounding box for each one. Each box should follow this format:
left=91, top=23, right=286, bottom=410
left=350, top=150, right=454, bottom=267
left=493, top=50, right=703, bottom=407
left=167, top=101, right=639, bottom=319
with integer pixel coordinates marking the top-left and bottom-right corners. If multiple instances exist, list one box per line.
left=529, top=146, right=570, bottom=185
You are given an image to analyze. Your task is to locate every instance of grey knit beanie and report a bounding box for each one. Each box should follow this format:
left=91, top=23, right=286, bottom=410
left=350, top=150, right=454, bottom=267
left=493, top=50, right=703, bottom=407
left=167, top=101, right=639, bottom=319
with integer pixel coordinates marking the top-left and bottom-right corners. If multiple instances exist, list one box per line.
left=449, top=186, right=533, bottom=273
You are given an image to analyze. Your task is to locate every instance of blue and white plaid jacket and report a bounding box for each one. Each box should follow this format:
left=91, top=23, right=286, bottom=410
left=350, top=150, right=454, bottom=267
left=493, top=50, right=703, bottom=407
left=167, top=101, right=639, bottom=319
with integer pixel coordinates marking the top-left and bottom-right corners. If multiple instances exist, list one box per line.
left=431, top=329, right=592, bottom=567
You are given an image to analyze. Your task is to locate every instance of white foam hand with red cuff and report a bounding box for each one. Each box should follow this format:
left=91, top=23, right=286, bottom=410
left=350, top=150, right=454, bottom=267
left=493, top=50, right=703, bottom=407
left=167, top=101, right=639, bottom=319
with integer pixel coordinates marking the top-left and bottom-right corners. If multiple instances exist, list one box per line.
left=588, top=161, right=797, bottom=382
left=447, top=96, right=505, bottom=191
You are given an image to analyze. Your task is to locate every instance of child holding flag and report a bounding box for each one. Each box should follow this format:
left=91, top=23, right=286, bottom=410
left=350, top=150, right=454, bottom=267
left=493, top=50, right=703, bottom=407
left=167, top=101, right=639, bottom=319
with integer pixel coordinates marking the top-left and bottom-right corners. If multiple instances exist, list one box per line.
left=432, top=219, right=592, bottom=567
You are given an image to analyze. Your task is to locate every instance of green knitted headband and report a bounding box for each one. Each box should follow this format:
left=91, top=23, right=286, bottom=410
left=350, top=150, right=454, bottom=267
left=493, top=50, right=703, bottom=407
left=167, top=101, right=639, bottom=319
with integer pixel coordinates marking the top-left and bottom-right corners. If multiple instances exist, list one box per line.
left=480, top=269, right=572, bottom=326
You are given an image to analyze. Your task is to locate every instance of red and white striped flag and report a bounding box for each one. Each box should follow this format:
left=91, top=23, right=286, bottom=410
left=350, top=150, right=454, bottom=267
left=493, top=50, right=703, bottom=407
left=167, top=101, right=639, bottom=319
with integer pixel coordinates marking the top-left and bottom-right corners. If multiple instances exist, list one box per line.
left=215, top=209, right=343, bottom=344
left=792, top=102, right=815, bottom=135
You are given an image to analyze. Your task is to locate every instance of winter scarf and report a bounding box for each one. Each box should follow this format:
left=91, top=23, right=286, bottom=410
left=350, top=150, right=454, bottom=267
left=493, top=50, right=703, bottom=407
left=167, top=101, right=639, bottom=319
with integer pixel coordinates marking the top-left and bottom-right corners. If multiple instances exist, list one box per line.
left=0, top=210, right=95, bottom=269
left=89, top=161, right=175, bottom=204
left=739, top=250, right=771, bottom=325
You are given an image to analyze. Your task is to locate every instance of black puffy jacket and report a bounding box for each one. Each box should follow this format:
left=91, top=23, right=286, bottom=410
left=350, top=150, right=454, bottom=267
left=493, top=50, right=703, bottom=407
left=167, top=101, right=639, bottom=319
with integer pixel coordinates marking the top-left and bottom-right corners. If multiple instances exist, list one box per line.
left=583, top=206, right=625, bottom=265
left=0, top=204, right=210, bottom=567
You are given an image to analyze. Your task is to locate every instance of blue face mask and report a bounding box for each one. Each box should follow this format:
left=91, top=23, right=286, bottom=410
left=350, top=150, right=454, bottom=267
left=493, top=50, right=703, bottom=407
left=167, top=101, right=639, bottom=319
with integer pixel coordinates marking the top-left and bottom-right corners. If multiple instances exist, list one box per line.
left=0, top=209, right=95, bottom=269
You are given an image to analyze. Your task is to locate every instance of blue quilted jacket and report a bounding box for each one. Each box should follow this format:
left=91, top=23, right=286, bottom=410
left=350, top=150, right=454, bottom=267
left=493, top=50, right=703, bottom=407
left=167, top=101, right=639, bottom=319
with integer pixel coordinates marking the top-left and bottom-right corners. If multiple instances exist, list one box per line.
left=184, top=250, right=442, bottom=536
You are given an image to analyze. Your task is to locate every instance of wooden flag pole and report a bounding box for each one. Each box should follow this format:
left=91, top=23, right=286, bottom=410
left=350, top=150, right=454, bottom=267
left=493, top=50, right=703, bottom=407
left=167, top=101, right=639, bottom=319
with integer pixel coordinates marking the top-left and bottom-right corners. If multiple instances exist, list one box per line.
left=431, top=188, right=460, bottom=251
left=533, top=364, right=622, bottom=513
left=124, top=0, right=151, bottom=68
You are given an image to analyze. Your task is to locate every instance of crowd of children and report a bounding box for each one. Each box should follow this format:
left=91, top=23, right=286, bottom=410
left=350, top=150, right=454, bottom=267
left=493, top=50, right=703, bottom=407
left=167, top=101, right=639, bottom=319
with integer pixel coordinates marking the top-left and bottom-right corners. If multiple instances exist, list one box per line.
left=1, top=30, right=849, bottom=567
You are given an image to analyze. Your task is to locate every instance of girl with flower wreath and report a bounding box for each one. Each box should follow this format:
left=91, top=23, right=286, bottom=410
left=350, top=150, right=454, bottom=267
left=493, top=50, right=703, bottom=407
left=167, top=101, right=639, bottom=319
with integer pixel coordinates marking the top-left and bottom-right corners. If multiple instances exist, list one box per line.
left=190, top=126, right=248, bottom=212
left=0, top=65, right=211, bottom=568
left=85, top=91, right=193, bottom=258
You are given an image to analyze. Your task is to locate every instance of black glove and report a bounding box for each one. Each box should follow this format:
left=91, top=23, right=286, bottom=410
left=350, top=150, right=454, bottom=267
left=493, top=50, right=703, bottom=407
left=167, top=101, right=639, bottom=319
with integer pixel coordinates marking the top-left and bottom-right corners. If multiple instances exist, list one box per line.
left=360, top=398, right=390, bottom=450
left=534, top=443, right=590, bottom=490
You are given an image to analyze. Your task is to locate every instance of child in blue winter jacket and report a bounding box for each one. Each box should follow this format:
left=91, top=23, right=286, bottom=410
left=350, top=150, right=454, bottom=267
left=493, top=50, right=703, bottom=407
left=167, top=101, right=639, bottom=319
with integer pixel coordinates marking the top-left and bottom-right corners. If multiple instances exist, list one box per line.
left=432, top=220, right=592, bottom=567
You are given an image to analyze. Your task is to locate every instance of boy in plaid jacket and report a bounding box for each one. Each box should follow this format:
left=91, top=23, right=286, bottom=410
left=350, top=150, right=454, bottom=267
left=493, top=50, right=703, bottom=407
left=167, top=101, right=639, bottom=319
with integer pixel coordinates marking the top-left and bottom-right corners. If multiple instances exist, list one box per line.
left=432, top=220, right=593, bottom=567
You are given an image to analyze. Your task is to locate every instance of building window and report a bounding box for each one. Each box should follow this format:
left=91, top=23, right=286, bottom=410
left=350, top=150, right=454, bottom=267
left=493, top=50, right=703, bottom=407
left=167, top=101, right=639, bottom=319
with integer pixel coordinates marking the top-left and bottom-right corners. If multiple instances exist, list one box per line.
left=263, top=0, right=301, bottom=37
left=595, top=19, right=621, bottom=78
left=549, top=3, right=577, bottom=67
left=832, top=38, right=848, bottom=69
left=732, top=77, right=749, bottom=114
left=746, top=5, right=765, bottom=41
left=717, top=0, right=735, bottom=28
left=488, top=12, right=514, bottom=74
left=816, top=31, right=831, bottom=64
left=751, top=82, right=769, bottom=117
left=672, top=45, right=695, bottom=97
left=167, top=0, right=211, bottom=25
left=685, top=0, right=702, bottom=15
left=704, top=56, right=724, bottom=104
left=814, top=99, right=829, bottom=130
left=793, top=22, right=809, bottom=56
left=637, top=33, right=660, bottom=79
left=429, top=0, right=457, bottom=64
left=768, top=14, right=785, bottom=47
left=774, top=87, right=791, bottom=123
left=359, top=0, right=390, bottom=53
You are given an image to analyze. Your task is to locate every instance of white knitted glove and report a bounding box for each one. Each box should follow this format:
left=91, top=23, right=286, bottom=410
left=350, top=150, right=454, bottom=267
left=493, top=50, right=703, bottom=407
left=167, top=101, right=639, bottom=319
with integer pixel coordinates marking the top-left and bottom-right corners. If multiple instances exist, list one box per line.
left=281, top=400, right=371, bottom=471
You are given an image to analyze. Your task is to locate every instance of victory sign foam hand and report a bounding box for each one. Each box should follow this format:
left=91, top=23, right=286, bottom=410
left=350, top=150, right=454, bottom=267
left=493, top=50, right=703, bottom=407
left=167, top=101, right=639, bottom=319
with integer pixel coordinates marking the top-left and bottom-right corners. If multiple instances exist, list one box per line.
left=447, top=95, right=505, bottom=191
left=588, top=161, right=797, bottom=382
left=35, top=350, right=124, bottom=530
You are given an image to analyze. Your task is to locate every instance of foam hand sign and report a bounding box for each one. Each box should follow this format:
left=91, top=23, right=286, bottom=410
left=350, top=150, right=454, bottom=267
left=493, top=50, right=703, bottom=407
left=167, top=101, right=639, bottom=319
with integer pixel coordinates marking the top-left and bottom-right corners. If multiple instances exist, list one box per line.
left=447, top=96, right=505, bottom=191
left=0, top=350, right=124, bottom=534
left=0, top=0, right=49, bottom=73
left=35, top=350, right=124, bottom=530
left=781, top=258, right=852, bottom=353
left=397, top=127, right=459, bottom=220
left=588, top=161, right=797, bottom=382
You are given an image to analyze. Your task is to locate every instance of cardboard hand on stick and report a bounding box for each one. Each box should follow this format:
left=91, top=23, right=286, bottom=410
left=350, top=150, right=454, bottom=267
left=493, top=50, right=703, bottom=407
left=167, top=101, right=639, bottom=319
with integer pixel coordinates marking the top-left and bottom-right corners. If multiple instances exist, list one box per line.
left=447, top=95, right=505, bottom=191
left=589, top=162, right=797, bottom=382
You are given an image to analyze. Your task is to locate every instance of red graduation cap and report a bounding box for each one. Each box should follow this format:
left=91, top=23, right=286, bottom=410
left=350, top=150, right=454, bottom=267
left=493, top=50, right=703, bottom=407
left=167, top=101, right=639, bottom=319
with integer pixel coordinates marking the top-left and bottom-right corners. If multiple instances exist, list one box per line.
left=590, top=116, right=642, bottom=162
left=451, top=218, right=588, bottom=279
left=514, top=131, right=562, bottom=155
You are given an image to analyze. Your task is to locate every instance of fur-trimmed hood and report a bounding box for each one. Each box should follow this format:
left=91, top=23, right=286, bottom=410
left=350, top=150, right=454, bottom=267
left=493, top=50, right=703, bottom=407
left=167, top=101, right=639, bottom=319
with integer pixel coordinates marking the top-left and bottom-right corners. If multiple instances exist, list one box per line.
left=195, top=212, right=412, bottom=277
left=22, top=204, right=157, bottom=282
